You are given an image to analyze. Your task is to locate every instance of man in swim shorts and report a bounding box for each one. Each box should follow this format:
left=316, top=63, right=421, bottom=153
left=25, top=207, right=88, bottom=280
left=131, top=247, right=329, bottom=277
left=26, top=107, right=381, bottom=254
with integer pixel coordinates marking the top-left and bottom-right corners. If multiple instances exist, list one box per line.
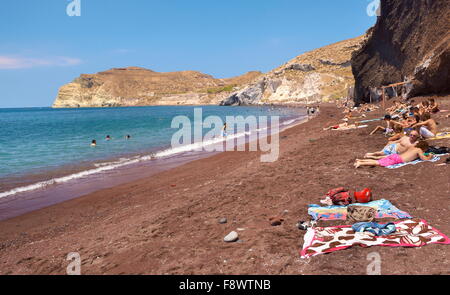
left=369, top=115, right=402, bottom=136
left=364, top=130, right=420, bottom=159
left=355, top=141, right=432, bottom=168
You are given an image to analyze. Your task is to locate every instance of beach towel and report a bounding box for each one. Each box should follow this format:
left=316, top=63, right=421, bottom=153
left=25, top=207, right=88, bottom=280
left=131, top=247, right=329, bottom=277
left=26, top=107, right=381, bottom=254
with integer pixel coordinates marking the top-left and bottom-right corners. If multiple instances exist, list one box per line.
left=429, top=132, right=450, bottom=141
left=300, top=219, right=450, bottom=258
left=308, top=199, right=411, bottom=221
left=386, top=154, right=448, bottom=169
left=357, top=118, right=383, bottom=124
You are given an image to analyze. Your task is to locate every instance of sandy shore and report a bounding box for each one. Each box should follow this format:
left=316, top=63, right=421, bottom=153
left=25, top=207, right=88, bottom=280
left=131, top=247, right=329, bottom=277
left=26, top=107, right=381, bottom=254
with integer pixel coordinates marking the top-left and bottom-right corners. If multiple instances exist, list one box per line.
left=0, top=96, right=449, bottom=275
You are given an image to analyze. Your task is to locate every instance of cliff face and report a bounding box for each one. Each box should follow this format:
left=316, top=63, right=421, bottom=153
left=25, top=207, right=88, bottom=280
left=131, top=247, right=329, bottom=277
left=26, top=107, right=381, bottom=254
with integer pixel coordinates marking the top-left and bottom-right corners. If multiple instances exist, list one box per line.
left=352, top=0, right=450, bottom=104
left=52, top=67, right=262, bottom=108
left=54, top=36, right=365, bottom=108
left=220, top=36, right=364, bottom=106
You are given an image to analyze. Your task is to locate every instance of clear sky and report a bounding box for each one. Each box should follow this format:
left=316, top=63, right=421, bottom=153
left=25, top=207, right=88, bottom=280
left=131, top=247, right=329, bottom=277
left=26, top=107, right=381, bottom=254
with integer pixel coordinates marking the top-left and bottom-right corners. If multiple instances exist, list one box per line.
left=0, top=0, right=377, bottom=108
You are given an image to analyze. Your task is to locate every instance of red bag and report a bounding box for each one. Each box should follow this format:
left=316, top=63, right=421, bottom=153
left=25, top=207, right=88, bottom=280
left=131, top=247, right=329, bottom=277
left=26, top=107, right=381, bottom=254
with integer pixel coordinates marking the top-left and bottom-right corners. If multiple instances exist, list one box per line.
left=354, top=188, right=372, bottom=203
left=325, top=187, right=347, bottom=198
left=331, top=191, right=353, bottom=206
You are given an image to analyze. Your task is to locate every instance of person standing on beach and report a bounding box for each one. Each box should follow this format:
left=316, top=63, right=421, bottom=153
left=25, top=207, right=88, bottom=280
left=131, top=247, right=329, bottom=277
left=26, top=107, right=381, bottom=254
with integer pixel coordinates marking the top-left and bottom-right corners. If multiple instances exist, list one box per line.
left=221, top=123, right=228, bottom=137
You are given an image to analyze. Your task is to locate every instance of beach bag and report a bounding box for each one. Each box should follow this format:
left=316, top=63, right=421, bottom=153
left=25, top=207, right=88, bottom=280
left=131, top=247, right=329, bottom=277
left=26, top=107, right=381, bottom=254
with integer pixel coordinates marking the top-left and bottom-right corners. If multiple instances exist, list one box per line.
left=347, top=206, right=376, bottom=223
left=354, top=188, right=372, bottom=203
left=325, top=187, right=347, bottom=198
left=331, top=191, right=352, bottom=206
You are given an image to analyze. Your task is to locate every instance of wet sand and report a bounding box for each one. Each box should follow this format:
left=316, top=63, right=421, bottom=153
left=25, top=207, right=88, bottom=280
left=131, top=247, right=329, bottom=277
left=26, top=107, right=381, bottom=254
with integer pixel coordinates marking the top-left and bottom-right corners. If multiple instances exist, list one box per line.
left=0, top=96, right=449, bottom=274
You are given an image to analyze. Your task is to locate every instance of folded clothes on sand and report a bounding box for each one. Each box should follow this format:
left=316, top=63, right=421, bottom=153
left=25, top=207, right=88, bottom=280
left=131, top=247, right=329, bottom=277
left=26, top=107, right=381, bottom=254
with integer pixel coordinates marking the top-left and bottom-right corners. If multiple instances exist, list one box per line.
left=386, top=154, right=448, bottom=169
left=308, top=199, right=412, bottom=221
left=347, top=206, right=377, bottom=223
left=301, top=219, right=450, bottom=258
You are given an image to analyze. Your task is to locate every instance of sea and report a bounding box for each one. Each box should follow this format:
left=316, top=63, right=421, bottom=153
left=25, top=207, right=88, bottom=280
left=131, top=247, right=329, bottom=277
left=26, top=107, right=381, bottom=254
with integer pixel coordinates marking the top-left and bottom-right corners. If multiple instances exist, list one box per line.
left=0, top=105, right=306, bottom=220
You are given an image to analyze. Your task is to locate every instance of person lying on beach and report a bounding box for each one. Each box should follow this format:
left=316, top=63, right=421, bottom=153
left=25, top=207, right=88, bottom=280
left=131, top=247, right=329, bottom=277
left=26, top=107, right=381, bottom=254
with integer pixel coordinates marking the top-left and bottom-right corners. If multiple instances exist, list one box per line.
left=369, top=115, right=402, bottom=135
left=355, top=141, right=432, bottom=168
left=343, top=107, right=352, bottom=115
left=386, top=101, right=408, bottom=116
left=360, top=104, right=378, bottom=112
left=323, top=122, right=359, bottom=131
left=386, top=101, right=400, bottom=113
left=364, top=130, right=420, bottom=159
left=412, top=113, right=438, bottom=139
left=344, top=112, right=366, bottom=120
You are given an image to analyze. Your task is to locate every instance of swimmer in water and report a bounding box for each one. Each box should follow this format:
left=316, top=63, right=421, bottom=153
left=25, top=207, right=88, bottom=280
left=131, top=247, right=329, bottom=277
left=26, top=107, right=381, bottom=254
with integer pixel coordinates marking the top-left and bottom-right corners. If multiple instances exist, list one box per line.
left=125, top=135, right=131, bottom=140
left=91, top=140, right=97, bottom=147
left=106, top=135, right=111, bottom=141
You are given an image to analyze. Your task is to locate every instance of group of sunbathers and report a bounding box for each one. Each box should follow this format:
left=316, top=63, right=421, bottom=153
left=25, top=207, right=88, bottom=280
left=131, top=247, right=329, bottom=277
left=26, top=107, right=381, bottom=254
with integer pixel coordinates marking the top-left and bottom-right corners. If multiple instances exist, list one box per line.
left=323, top=102, right=379, bottom=131
left=369, top=99, right=440, bottom=139
left=354, top=98, right=448, bottom=168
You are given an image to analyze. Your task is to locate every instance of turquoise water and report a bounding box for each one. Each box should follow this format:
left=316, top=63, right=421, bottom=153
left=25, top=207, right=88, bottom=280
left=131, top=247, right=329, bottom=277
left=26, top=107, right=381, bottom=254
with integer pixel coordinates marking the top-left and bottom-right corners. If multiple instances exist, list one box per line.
left=0, top=106, right=304, bottom=189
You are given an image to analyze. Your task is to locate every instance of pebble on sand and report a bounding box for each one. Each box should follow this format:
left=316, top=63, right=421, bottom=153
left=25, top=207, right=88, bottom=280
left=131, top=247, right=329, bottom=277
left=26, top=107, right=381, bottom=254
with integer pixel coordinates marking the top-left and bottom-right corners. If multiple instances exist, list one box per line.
left=269, top=216, right=284, bottom=226
left=219, top=218, right=227, bottom=224
left=224, top=231, right=239, bottom=243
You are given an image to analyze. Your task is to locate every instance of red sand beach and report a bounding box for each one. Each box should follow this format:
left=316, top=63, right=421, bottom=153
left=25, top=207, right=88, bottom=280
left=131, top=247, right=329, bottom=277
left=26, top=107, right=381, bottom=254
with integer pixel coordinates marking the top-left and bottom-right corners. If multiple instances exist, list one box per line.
left=0, top=96, right=449, bottom=275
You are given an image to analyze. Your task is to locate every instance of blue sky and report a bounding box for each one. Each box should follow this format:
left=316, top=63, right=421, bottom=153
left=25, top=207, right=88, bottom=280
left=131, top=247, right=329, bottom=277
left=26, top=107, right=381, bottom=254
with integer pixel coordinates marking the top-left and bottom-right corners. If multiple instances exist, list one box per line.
left=0, top=0, right=377, bottom=107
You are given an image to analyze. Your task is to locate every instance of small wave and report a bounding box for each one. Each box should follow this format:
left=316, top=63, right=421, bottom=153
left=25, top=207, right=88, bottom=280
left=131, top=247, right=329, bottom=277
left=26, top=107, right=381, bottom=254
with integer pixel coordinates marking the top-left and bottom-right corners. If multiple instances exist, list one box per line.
left=282, top=119, right=296, bottom=126
left=0, top=130, right=248, bottom=199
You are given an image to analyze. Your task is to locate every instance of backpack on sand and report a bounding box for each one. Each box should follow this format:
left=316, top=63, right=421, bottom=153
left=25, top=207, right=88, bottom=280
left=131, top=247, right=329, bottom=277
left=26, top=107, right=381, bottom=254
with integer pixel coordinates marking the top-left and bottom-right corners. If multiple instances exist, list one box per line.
left=324, top=187, right=353, bottom=206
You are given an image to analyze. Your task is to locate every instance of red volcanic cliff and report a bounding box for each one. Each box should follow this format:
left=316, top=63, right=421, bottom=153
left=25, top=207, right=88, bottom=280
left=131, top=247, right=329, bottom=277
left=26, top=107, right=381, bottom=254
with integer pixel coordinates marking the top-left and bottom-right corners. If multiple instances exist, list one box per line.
left=352, top=0, right=450, bottom=103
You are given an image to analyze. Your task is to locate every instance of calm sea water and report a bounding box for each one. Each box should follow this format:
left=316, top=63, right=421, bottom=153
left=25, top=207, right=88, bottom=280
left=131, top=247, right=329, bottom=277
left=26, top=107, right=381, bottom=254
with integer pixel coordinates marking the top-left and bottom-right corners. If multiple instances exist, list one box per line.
left=0, top=106, right=304, bottom=197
